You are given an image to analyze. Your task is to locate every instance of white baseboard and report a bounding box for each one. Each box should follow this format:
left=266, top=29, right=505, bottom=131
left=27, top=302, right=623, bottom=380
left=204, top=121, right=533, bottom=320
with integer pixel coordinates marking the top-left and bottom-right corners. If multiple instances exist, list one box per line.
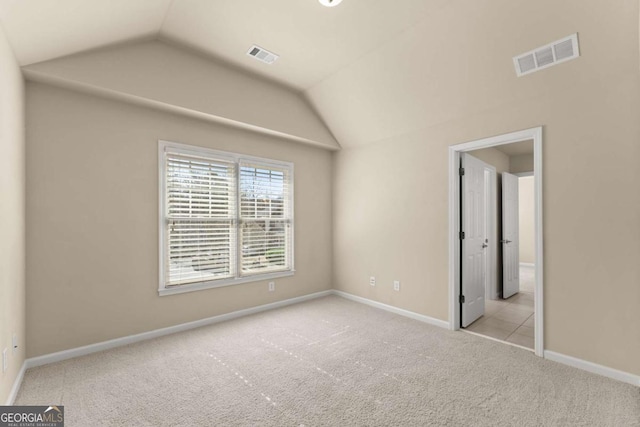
left=19, top=289, right=638, bottom=390
left=544, top=350, right=640, bottom=387
left=25, top=289, right=450, bottom=371
left=519, top=262, right=535, bottom=268
left=26, top=290, right=333, bottom=369
left=332, top=290, right=450, bottom=329
left=5, top=361, right=27, bottom=405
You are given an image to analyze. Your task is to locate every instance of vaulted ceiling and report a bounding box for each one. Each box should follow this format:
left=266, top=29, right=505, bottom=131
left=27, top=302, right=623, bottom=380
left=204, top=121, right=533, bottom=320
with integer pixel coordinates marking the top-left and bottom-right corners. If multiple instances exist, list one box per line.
left=1, top=0, right=638, bottom=149
left=0, top=0, right=445, bottom=90
left=0, top=0, right=172, bottom=66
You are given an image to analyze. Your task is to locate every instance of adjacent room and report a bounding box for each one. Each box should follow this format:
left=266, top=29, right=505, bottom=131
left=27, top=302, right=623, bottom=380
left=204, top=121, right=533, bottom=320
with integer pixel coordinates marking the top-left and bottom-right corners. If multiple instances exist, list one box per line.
left=1, top=1, right=639, bottom=425
left=462, top=140, right=537, bottom=350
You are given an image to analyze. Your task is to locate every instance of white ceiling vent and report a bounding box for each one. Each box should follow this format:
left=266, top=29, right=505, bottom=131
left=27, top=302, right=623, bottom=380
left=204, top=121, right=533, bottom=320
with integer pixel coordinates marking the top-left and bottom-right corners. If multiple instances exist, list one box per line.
left=247, top=45, right=279, bottom=65
left=513, top=33, right=580, bottom=77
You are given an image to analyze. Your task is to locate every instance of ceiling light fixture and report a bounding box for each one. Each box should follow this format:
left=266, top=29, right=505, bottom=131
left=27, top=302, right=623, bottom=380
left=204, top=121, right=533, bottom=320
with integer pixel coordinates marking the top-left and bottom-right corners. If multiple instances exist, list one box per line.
left=319, top=0, right=343, bottom=7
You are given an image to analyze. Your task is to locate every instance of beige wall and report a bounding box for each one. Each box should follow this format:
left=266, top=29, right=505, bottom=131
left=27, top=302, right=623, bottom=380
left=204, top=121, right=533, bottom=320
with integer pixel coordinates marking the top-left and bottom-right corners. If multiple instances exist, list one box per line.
left=319, top=1, right=640, bottom=376
left=25, top=83, right=333, bottom=357
left=24, top=40, right=339, bottom=150
left=510, top=154, right=534, bottom=174
left=466, top=147, right=509, bottom=174
left=331, top=74, right=640, bottom=376
left=518, top=176, right=535, bottom=264
left=308, top=1, right=639, bottom=149
left=0, top=24, right=25, bottom=403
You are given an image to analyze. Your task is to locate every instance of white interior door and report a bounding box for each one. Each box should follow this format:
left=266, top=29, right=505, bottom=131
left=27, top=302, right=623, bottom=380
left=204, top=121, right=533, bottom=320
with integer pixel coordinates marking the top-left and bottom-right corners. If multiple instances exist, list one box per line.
left=461, top=153, right=486, bottom=327
left=484, top=168, right=498, bottom=300
left=502, top=172, right=520, bottom=298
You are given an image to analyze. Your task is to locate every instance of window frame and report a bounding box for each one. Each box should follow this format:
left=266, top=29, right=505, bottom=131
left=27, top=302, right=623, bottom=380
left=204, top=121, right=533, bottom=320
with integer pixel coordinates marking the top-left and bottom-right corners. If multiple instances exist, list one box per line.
left=158, top=140, right=295, bottom=296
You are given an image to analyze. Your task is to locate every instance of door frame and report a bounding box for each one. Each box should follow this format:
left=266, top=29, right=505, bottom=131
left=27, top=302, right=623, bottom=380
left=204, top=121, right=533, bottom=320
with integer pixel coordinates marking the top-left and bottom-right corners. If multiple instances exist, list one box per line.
left=448, top=126, right=544, bottom=357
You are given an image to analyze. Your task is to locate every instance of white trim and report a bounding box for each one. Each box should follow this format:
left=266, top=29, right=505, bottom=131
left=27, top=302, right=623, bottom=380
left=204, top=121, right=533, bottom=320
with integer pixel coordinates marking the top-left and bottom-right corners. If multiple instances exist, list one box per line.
left=159, top=140, right=295, bottom=169
left=519, top=262, right=535, bottom=268
left=449, top=126, right=545, bottom=357
left=333, top=290, right=450, bottom=329
left=158, top=141, right=166, bottom=294
left=514, top=171, right=534, bottom=177
left=23, top=290, right=449, bottom=370
left=158, top=271, right=295, bottom=296
left=448, top=146, right=458, bottom=331
left=533, top=130, right=544, bottom=356
left=544, top=350, right=640, bottom=387
left=26, top=290, right=332, bottom=369
left=5, top=361, right=27, bottom=405
left=450, top=127, right=541, bottom=152
left=16, top=290, right=640, bottom=389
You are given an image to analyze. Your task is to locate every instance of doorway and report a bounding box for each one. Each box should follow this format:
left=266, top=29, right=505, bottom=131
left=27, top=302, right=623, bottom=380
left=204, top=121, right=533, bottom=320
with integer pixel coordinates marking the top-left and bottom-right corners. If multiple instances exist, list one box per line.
left=448, top=127, right=543, bottom=357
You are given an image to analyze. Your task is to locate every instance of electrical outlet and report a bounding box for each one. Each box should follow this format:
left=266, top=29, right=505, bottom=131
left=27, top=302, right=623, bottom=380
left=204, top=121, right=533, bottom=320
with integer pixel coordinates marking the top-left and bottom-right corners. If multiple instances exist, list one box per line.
left=268, top=282, right=275, bottom=292
left=12, top=334, right=17, bottom=354
left=393, top=280, right=400, bottom=291
left=369, top=276, right=376, bottom=286
left=2, top=348, right=7, bottom=373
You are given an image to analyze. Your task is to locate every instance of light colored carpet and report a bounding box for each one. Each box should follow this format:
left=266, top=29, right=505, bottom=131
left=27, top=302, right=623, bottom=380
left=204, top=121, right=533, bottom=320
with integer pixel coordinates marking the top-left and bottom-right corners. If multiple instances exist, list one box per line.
left=16, top=296, right=640, bottom=426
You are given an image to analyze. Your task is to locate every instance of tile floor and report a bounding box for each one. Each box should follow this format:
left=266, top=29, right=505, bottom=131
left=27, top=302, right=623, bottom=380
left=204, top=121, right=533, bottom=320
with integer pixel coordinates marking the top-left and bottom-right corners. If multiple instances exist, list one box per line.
left=465, top=265, right=535, bottom=349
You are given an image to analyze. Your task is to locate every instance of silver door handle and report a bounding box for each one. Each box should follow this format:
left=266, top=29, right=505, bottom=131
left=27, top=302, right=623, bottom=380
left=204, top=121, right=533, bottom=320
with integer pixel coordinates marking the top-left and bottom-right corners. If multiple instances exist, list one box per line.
left=500, top=239, right=512, bottom=244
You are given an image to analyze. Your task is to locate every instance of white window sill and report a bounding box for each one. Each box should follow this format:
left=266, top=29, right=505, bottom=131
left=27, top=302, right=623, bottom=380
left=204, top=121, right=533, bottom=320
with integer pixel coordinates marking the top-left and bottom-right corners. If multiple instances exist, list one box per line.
left=158, top=270, right=295, bottom=296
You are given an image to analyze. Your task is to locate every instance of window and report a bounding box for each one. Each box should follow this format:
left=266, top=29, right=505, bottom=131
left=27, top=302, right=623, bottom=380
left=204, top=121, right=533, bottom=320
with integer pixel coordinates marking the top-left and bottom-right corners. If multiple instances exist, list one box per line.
left=159, top=141, right=294, bottom=295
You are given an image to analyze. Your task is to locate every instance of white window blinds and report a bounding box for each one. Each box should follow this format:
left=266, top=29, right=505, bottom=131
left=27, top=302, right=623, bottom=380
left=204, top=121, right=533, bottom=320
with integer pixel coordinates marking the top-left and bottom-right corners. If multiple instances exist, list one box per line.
left=160, top=142, right=294, bottom=293
left=240, top=162, right=293, bottom=276
left=165, top=154, right=237, bottom=286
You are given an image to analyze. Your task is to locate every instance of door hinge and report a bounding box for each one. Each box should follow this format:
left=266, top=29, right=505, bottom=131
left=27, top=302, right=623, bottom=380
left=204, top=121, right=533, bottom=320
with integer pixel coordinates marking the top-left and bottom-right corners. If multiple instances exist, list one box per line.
left=459, top=167, right=465, bottom=176
left=459, top=231, right=465, bottom=240
left=459, top=295, right=465, bottom=304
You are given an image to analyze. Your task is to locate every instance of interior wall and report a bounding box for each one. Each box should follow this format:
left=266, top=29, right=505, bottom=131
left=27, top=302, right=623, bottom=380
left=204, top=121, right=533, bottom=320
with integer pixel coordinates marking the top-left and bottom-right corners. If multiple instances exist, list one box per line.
left=0, top=24, right=25, bottom=403
left=332, top=73, right=640, bottom=376
left=23, top=40, right=339, bottom=150
left=25, top=82, right=333, bottom=357
left=518, top=176, right=535, bottom=264
left=509, top=154, right=534, bottom=174
left=465, top=147, right=509, bottom=173
left=321, top=0, right=640, bottom=376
